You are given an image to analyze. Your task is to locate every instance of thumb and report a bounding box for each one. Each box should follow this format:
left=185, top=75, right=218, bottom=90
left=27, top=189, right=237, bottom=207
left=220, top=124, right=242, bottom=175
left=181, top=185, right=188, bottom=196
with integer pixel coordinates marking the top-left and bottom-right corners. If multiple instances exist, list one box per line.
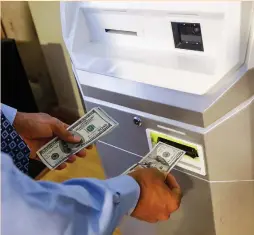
left=51, top=119, right=81, bottom=143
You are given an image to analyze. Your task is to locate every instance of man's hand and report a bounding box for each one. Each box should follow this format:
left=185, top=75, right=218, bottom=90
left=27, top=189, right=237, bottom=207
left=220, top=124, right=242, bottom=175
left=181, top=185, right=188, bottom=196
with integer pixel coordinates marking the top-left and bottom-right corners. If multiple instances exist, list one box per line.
left=129, top=168, right=182, bottom=223
left=13, top=112, right=92, bottom=170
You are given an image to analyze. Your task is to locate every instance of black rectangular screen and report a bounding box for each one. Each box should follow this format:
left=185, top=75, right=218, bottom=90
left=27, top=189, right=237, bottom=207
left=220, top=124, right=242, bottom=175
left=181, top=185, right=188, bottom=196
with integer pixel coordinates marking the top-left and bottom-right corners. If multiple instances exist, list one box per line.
left=171, top=22, right=204, bottom=51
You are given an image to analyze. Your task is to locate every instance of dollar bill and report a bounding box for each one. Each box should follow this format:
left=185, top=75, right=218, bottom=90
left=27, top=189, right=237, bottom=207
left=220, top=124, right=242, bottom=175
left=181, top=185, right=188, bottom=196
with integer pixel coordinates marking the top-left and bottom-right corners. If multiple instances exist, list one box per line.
left=37, top=107, right=119, bottom=169
left=122, top=142, right=185, bottom=175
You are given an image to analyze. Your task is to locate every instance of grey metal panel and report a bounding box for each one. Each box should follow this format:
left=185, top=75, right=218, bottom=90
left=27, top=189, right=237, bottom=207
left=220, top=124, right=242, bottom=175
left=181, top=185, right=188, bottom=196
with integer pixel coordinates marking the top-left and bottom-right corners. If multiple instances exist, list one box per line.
left=120, top=217, right=156, bottom=235
left=157, top=169, right=216, bottom=235
left=203, top=68, right=254, bottom=126
left=205, top=101, right=254, bottom=181
left=82, top=84, right=204, bottom=127
left=211, top=181, right=254, bottom=235
left=80, top=66, right=254, bottom=127
left=86, top=101, right=151, bottom=157
left=85, top=99, right=205, bottom=155
left=86, top=98, right=211, bottom=180
left=96, top=141, right=216, bottom=235
left=96, top=141, right=141, bottom=178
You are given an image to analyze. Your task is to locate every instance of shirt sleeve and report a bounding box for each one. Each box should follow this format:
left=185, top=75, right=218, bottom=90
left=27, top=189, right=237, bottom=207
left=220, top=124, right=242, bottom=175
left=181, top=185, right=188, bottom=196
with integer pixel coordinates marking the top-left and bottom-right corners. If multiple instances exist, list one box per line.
left=1, top=152, right=140, bottom=235
left=1, top=104, right=17, bottom=124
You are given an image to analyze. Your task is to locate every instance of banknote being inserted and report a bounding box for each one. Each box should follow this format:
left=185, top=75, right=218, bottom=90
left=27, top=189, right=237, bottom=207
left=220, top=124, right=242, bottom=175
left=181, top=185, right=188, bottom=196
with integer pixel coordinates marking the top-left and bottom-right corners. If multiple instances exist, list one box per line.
left=37, top=107, right=119, bottom=170
left=122, top=142, right=186, bottom=175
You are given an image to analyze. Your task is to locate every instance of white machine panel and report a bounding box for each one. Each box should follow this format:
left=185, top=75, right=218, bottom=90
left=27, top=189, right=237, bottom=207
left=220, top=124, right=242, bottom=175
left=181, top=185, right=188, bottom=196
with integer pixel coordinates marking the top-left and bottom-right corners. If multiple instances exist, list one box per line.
left=61, top=1, right=253, bottom=95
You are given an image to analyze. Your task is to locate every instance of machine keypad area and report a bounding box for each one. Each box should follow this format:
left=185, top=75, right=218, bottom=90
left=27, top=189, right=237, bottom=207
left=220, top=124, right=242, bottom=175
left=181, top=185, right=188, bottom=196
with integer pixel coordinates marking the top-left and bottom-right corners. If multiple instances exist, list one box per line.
left=171, top=22, right=204, bottom=51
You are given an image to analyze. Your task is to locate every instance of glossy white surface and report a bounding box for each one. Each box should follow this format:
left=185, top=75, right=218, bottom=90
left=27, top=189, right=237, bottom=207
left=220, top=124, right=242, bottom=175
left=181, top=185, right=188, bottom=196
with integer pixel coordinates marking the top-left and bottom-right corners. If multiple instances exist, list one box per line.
left=61, top=1, right=253, bottom=94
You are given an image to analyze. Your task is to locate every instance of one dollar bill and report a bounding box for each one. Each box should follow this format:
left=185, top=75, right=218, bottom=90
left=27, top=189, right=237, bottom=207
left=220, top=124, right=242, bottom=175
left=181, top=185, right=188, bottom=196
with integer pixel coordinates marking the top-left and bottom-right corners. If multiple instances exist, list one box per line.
left=37, top=107, right=119, bottom=169
left=122, top=142, right=185, bottom=175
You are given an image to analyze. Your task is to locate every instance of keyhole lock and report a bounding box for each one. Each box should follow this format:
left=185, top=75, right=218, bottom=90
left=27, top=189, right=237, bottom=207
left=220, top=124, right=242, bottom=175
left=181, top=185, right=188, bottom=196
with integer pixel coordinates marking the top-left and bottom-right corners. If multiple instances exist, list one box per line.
left=133, top=116, right=142, bottom=126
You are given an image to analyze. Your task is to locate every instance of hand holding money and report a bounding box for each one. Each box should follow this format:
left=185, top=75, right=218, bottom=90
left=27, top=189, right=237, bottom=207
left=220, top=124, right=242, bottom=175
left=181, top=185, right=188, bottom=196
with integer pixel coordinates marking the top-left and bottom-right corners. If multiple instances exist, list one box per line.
left=37, top=107, right=118, bottom=169
left=13, top=111, right=90, bottom=170
left=122, top=142, right=185, bottom=222
left=129, top=168, right=182, bottom=223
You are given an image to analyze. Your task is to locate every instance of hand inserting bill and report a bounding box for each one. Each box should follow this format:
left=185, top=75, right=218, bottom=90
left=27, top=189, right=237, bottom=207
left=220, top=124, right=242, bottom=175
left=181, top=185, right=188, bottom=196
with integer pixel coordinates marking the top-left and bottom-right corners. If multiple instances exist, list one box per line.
left=122, top=142, right=185, bottom=222
left=128, top=168, right=182, bottom=223
left=123, top=142, right=186, bottom=175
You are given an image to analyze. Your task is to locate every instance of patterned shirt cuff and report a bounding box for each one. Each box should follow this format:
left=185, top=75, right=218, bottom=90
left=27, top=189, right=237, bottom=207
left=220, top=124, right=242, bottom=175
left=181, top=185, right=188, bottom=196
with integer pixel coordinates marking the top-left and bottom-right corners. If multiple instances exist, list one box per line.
left=1, top=104, right=17, bottom=125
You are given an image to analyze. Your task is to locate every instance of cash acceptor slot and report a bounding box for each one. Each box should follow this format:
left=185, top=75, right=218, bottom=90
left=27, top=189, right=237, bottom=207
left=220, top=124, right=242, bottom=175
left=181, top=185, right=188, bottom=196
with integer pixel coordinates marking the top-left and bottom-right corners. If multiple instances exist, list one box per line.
left=157, top=137, right=199, bottom=159
left=146, top=129, right=206, bottom=175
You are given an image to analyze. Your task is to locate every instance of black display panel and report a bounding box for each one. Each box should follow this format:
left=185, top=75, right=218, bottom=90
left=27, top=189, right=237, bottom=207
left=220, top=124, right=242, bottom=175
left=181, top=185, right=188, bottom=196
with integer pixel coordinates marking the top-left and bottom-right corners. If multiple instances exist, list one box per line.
left=171, top=22, right=204, bottom=51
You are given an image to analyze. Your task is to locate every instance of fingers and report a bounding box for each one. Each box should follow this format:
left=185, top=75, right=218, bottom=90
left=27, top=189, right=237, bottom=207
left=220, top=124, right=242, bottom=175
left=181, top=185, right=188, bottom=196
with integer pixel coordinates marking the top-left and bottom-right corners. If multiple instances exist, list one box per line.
left=165, top=174, right=182, bottom=212
left=55, top=155, right=77, bottom=170
left=86, top=144, right=93, bottom=150
left=51, top=119, right=81, bottom=143
left=62, top=123, right=69, bottom=129
left=165, top=173, right=180, bottom=190
left=75, top=144, right=93, bottom=157
left=166, top=174, right=182, bottom=200
left=51, top=118, right=94, bottom=147
left=56, top=163, right=67, bottom=170
left=171, top=187, right=182, bottom=203
left=75, top=149, right=86, bottom=157
left=66, top=155, right=76, bottom=163
left=56, top=155, right=77, bottom=170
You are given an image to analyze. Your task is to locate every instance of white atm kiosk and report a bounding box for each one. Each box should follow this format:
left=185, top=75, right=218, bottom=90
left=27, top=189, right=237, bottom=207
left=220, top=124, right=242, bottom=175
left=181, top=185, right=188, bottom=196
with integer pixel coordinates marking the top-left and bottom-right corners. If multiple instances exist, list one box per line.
left=61, top=2, right=254, bottom=235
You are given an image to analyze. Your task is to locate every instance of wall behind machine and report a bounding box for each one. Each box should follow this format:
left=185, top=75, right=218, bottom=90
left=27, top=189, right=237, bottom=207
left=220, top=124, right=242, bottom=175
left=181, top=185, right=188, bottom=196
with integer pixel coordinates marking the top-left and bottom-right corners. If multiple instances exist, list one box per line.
left=29, top=1, right=85, bottom=119
left=1, top=1, right=85, bottom=121
left=1, top=1, right=57, bottom=112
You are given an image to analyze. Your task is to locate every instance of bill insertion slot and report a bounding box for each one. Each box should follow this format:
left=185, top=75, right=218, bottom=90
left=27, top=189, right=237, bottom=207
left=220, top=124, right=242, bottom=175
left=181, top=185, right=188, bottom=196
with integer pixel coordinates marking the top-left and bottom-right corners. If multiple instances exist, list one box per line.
left=105, top=29, right=137, bottom=36
left=146, top=129, right=206, bottom=175
left=157, top=137, right=199, bottom=159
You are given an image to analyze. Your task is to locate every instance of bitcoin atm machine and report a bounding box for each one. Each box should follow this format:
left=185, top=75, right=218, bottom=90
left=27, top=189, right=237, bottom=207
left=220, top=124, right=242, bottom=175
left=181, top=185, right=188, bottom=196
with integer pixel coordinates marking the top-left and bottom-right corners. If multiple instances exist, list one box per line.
left=61, top=2, right=254, bottom=235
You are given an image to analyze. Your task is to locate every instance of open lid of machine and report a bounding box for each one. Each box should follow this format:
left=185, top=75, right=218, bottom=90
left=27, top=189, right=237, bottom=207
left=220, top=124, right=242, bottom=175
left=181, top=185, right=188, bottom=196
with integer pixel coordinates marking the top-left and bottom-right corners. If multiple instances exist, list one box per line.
left=61, top=1, right=253, bottom=95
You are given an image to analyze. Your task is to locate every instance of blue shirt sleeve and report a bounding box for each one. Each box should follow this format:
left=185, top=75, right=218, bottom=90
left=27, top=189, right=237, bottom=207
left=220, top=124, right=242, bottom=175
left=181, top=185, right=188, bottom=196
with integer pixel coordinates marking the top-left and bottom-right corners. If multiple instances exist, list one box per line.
left=1, top=104, right=17, bottom=124
left=1, top=152, right=140, bottom=235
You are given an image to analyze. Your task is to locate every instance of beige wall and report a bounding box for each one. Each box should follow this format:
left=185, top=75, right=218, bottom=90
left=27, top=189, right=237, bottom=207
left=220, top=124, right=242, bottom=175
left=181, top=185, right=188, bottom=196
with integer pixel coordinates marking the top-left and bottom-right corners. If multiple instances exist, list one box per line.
left=247, top=17, right=254, bottom=69
left=29, top=1, right=85, bottom=118
left=1, top=1, right=57, bottom=112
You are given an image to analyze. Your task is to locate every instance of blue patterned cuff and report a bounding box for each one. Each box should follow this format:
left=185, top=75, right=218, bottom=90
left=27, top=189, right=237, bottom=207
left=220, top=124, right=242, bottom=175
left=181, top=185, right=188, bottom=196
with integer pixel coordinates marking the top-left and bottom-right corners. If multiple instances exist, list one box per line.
left=1, top=104, right=17, bottom=125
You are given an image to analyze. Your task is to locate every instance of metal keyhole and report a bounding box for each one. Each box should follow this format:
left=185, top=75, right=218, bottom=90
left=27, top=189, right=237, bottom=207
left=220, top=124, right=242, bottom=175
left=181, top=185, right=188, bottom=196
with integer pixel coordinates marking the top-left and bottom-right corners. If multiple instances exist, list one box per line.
left=133, top=116, right=142, bottom=126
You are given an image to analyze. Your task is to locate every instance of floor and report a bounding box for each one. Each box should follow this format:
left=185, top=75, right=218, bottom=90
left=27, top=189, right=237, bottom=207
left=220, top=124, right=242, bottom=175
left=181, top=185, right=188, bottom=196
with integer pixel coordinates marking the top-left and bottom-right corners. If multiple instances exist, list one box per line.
left=37, top=146, right=121, bottom=235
